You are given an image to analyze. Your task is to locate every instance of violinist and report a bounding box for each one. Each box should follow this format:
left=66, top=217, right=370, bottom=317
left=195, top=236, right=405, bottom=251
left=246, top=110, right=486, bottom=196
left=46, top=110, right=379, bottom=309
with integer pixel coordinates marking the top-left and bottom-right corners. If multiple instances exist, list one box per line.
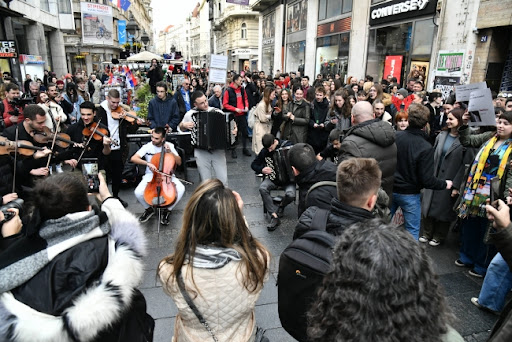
left=65, top=101, right=111, bottom=170
left=97, top=89, right=142, bottom=207
left=2, top=105, right=71, bottom=189
left=130, top=126, right=184, bottom=225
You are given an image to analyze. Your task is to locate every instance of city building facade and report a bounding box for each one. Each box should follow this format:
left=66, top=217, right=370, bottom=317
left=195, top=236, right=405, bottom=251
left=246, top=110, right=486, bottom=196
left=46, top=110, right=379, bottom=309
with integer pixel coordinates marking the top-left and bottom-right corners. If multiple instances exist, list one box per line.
left=212, top=0, right=259, bottom=72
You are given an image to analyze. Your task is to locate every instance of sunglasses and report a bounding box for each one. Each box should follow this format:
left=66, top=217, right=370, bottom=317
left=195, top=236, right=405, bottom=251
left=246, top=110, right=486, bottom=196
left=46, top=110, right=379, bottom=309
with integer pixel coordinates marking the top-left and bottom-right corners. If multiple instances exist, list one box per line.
left=498, top=93, right=512, bottom=98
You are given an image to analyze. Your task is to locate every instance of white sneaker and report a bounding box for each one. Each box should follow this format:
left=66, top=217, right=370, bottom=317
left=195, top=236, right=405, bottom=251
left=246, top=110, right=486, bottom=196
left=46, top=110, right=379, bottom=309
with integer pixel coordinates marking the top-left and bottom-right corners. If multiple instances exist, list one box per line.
left=419, top=236, right=429, bottom=243
left=429, top=239, right=441, bottom=247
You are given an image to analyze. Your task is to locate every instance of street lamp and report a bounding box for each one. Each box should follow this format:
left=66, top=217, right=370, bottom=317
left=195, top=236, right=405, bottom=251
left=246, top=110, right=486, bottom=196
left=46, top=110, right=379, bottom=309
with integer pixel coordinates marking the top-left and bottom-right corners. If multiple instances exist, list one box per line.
left=126, top=13, right=142, bottom=53
left=140, top=30, right=150, bottom=51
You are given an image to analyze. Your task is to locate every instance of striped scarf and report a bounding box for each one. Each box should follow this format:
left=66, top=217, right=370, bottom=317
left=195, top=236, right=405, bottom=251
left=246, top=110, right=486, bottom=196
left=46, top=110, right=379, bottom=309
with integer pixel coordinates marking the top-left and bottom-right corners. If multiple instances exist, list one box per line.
left=186, top=245, right=242, bottom=269
left=458, top=135, right=512, bottom=218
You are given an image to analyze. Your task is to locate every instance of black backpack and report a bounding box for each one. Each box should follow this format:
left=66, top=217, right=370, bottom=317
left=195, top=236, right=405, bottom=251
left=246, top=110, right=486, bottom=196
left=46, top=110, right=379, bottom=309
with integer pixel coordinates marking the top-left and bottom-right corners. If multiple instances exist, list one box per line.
left=277, top=208, right=334, bottom=342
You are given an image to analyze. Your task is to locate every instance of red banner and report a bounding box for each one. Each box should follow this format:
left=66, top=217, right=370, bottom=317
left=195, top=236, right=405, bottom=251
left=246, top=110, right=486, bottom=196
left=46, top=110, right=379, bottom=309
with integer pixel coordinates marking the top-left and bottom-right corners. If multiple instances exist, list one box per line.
left=383, top=55, right=403, bottom=83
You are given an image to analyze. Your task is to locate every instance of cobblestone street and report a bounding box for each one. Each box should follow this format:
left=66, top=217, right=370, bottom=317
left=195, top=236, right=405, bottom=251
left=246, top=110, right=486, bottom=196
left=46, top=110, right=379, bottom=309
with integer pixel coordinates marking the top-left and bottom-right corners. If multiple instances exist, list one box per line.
left=113, top=146, right=502, bottom=342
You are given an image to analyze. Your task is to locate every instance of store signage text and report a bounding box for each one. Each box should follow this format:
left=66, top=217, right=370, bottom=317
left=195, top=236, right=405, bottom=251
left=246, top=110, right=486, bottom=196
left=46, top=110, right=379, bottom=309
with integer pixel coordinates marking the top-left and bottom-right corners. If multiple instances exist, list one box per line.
left=0, top=41, right=17, bottom=58
left=233, top=49, right=256, bottom=55
left=369, top=0, right=437, bottom=26
left=371, top=0, right=429, bottom=20
left=263, top=38, right=274, bottom=46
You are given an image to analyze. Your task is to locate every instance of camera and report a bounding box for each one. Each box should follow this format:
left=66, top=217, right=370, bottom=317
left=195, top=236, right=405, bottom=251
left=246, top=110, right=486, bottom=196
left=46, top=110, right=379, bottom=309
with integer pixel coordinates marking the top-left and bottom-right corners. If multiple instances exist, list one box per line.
left=82, top=158, right=100, bottom=193
left=0, top=198, right=24, bottom=223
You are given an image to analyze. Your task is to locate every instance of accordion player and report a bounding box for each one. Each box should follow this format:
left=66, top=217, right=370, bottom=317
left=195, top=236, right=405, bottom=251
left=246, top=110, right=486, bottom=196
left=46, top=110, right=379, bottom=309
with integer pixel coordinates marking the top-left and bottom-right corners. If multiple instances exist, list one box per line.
left=190, top=110, right=236, bottom=150
left=178, top=92, right=237, bottom=186
left=265, top=145, right=295, bottom=185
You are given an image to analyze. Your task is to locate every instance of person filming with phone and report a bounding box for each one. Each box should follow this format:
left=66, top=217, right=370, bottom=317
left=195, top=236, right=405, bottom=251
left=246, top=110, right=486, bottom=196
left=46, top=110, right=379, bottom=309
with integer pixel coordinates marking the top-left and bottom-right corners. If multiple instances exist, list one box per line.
left=0, top=172, right=154, bottom=341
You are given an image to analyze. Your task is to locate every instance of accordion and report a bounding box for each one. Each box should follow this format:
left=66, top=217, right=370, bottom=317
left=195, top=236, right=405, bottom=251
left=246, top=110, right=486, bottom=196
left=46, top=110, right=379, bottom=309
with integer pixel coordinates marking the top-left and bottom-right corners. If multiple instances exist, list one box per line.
left=265, top=146, right=295, bottom=185
left=191, top=110, right=236, bottom=150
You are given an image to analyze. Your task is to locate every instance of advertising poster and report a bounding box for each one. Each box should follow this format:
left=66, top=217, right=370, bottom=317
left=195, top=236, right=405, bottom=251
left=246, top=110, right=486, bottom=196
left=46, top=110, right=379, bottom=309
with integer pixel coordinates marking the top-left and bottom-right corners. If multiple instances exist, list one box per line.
left=286, top=0, right=308, bottom=34
left=433, top=76, right=460, bottom=100
left=468, top=88, right=495, bottom=127
left=118, top=20, right=126, bottom=45
left=263, top=12, right=275, bottom=39
left=436, top=51, right=464, bottom=76
left=383, top=56, right=403, bottom=83
left=409, top=61, right=429, bottom=81
left=81, top=3, right=113, bottom=46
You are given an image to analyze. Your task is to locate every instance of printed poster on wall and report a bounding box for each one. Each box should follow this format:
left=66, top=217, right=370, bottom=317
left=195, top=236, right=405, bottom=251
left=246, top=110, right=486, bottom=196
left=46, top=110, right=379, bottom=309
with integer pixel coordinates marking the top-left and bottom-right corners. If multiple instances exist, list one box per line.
left=436, top=51, right=464, bottom=77
left=409, top=61, right=429, bottom=82
left=286, top=0, right=308, bottom=34
left=81, top=3, right=113, bottom=46
left=433, top=76, right=460, bottom=100
left=383, top=56, right=403, bottom=83
left=263, top=12, right=275, bottom=39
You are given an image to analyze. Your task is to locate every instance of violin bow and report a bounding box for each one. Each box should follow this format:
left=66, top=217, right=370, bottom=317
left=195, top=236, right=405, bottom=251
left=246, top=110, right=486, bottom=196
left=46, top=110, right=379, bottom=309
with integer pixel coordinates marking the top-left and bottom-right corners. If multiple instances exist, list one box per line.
left=45, top=117, right=60, bottom=169
left=75, top=119, right=102, bottom=168
left=12, top=125, right=19, bottom=193
left=109, top=113, right=125, bottom=147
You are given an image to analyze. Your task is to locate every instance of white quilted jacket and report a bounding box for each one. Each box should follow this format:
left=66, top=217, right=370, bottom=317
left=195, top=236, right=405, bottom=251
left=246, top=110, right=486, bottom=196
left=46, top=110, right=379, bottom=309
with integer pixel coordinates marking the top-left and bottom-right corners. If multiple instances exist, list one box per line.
left=159, top=254, right=269, bottom=342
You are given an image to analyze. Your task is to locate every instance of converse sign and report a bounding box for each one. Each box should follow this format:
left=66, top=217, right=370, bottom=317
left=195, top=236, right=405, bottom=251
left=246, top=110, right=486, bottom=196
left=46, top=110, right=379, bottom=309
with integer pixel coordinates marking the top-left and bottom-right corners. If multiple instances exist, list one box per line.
left=371, top=0, right=429, bottom=20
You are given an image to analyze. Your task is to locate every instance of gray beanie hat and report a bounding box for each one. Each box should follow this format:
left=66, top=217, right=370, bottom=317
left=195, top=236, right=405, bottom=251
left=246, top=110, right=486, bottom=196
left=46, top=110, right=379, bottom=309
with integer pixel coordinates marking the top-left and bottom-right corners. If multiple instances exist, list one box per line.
left=397, top=88, right=408, bottom=98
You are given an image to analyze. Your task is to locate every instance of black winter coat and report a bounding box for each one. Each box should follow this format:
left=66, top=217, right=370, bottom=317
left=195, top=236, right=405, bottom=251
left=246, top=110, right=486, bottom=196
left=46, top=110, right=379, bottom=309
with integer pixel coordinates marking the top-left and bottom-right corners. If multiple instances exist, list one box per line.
left=307, top=98, right=330, bottom=153
left=295, top=159, right=337, bottom=217
left=393, top=128, right=446, bottom=194
left=338, top=118, right=397, bottom=204
left=294, top=197, right=374, bottom=240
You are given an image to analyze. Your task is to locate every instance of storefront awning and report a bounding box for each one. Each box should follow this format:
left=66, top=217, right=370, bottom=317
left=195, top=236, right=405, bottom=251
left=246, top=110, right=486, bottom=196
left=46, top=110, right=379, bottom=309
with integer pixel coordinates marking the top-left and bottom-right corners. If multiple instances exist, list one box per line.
left=0, top=5, right=24, bottom=17
left=251, top=0, right=279, bottom=12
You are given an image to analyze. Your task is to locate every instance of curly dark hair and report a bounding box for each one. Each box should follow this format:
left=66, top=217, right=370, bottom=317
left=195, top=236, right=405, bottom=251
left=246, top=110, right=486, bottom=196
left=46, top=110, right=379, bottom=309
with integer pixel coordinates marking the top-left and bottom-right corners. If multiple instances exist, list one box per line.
left=307, top=219, right=453, bottom=342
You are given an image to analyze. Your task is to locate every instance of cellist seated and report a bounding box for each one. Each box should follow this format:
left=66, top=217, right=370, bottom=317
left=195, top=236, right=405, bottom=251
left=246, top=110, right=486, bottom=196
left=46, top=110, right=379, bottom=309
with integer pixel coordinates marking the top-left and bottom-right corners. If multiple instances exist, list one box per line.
left=130, top=126, right=185, bottom=225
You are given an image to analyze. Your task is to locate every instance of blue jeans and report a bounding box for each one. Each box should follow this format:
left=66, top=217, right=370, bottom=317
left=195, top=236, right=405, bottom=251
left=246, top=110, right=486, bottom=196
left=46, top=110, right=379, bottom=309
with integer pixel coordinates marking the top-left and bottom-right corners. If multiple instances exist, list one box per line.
left=391, top=193, right=421, bottom=240
left=478, top=253, right=512, bottom=312
left=459, top=216, right=497, bottom=275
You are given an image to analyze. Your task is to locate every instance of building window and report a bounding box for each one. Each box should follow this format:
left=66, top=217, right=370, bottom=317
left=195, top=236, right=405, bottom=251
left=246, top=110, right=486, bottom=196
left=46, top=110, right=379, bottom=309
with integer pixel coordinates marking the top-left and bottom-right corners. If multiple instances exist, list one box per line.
left=40, top=0, right=50, bottom=12
left=58, top=0, right=71, bottom=14
left=241, top=23, right=247, bottom=39
left=318, top=0, right=352, bottom=21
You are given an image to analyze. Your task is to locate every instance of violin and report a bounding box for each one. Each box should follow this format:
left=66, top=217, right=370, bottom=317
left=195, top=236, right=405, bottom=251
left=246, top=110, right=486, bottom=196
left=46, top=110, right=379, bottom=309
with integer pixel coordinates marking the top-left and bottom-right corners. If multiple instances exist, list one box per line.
left=33, top=127, right=79, bottom=149
left=143, top=143, right=177, bottom=208
left=82, top=122, right=118, bottom=147
left=111, top=106, right=148, bottom=125
left=0, top=136, right=46, bottom=156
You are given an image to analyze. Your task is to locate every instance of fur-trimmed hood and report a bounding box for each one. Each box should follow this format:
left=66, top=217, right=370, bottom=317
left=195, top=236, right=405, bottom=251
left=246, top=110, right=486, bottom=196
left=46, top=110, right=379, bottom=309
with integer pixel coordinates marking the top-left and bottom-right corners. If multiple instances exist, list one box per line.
left=0, top=199, right=147, bottom=342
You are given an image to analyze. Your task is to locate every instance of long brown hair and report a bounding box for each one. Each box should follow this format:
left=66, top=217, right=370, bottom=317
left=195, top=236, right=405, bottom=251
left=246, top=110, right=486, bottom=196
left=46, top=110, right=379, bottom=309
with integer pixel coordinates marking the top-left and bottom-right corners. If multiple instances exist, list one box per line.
left=262, top=87, right=275, bottom=110
left=159, top=179, right=269, bottom=293
left=330, top=89, right=352, bottom=119
left=278, top=88, right=292, bottom=109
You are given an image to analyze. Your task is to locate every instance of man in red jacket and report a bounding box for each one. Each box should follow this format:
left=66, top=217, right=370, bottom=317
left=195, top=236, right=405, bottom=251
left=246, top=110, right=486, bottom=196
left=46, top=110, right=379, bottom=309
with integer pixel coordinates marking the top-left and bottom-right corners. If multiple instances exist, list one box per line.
left=222, top=74, right=250, bottom=158
left=1, top=83, right=24, bottom=129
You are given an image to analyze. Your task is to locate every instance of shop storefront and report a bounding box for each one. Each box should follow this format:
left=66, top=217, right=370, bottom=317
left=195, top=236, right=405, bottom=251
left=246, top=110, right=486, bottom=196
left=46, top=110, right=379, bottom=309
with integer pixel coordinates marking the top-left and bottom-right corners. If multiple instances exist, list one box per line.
left=285, top=0, right=307, bottom=74
left=19, top=54, right=45, bottom=82
left=261, top=11, right=275, bottom=76
left=315, top=18, right=351, bottom=79
left=0, top=40, right=16, bottom=76
left=366, top=0, right=438, bottom=86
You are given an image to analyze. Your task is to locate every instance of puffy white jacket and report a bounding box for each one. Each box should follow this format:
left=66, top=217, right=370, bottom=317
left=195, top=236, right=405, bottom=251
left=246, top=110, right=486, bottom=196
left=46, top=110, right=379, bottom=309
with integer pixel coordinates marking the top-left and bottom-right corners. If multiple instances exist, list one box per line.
left=159, top=252, right=269, bottom=342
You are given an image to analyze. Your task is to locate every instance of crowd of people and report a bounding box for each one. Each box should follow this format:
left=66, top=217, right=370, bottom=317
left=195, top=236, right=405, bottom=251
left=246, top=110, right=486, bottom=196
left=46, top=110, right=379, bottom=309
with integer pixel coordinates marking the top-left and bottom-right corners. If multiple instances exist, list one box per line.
left=2, top=61, right=512, bottom=342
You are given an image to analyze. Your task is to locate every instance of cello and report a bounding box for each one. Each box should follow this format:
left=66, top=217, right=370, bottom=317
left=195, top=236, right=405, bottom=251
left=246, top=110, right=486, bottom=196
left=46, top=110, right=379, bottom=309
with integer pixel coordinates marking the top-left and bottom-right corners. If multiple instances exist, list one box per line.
left=143, top=142, right=177, bottom=230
